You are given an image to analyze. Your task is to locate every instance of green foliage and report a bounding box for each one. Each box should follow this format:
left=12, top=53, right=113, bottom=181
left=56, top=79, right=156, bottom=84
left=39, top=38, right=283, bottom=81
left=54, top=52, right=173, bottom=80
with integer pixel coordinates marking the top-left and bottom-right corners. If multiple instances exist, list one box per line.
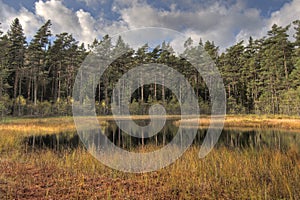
left=166, top=97, right=180, bottom=115
left=37, top=101, right=52, bottom=116
left=0, top=18, right=300, bottom=116
left=129, top=99, right=141, bottom=115
left=0, top=94, right=12, bottom=117
left=6, top=18, right=26, bottom=116
left=227, top=96, right=246, bottom=114
left=279, top=87, right=300, bottom=115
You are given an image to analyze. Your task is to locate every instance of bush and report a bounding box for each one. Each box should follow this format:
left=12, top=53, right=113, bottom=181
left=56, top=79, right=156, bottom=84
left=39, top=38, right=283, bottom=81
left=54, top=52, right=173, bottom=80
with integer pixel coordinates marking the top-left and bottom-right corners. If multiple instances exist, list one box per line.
left=37, top=101, right=52, bottom=116
left=0, top=95, right=12, bottom=117
left=279, top=87, right=300, bottom=115
left=227, top=96, right=246, bottom=114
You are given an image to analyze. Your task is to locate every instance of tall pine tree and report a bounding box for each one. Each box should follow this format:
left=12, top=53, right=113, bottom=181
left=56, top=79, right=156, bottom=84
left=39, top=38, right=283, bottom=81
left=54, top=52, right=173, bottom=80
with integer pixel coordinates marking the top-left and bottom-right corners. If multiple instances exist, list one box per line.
left=7, top=18, right=26, bottom=115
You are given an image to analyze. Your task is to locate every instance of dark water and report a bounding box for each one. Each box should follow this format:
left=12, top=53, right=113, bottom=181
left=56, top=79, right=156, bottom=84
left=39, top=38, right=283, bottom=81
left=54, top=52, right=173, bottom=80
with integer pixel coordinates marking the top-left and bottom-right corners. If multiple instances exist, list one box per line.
left=25, top=132, right=81, bottom=151
left=25, top=120, right=300, bottom=152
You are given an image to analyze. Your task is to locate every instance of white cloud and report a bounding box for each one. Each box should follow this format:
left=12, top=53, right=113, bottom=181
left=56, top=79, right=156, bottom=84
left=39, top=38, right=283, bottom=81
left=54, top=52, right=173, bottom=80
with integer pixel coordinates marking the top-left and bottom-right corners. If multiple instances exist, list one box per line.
left=77, top=0, right=106, bottom=7
left=34, top=0, right=129, bottom=45
left=1, top=0, right=300, bottom=51
left=35, top=0, right=82, bottom=39
left=268, top=0, right=300, bottom=28
left=75, top=9, right=98, bottom=43
left=0, top=1, right=42, bottom=38
left=112, top=0, right=265, bottom=51
left=235, top=0, right=300, bottom=45
left=0, top=0, right=127, bottom=45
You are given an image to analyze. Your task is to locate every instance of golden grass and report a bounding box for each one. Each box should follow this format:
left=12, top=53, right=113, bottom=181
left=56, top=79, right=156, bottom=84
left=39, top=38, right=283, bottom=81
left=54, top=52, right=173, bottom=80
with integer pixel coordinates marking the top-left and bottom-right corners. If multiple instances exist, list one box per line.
left=2, top=114, right=300, bottom=137
left=0, top=146, right=299, bottom=199
left=176, top=115, right=300, bottom=131
left=0, top=115, right=300, bottom=199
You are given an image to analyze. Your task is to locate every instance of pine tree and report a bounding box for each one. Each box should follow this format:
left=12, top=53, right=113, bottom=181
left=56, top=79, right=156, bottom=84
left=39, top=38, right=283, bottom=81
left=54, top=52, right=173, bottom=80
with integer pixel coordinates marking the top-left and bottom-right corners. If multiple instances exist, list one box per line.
left=94, top=35, right=112, bottom=107
left=48, top=33, right=78, bottom=102
left=242, top=37, right=263, bottom=112
left=0, top=23, right=10, bottom=101
left=7, top=18, right=26, bottom=115
left=135, top=43, right=149, bottom=102
left=293, top=20, right=300, bottom=49
left=260, top=24, right=294, bottom=114
left=27, top=20, right=51, bottom=105
left=204, top=40, right=219, bottom=63
left=110, top=36, right=133, bottom=112
left=290, top=20, right=300, bottom=88
left=219, top=41, right=245, bottom=113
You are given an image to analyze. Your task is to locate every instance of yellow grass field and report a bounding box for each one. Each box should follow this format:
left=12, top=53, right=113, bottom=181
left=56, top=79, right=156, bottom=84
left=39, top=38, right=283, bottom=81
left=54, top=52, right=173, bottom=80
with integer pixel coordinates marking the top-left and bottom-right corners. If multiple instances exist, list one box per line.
left=0, top=115, right=300, bottom=199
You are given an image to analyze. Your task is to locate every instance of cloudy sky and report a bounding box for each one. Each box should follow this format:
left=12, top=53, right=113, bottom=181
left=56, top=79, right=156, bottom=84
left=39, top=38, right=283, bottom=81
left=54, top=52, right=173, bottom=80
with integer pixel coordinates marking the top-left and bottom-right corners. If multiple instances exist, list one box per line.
left=0, top=0, right=299, bottom=51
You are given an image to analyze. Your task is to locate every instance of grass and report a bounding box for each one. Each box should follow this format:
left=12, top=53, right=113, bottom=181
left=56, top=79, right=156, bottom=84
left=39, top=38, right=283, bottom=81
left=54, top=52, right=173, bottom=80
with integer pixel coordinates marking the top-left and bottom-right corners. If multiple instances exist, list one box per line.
left=177, top=114, right=300, bottom=131
left=1, top=146, right=299, bottom=199
left=0, top=115, right=300, bottom=199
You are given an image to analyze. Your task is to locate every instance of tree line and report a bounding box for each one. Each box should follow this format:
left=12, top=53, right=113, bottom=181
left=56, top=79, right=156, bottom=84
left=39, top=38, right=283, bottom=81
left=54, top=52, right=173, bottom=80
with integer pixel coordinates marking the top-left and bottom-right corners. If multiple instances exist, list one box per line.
left=0, top=18, right=300, bottom=117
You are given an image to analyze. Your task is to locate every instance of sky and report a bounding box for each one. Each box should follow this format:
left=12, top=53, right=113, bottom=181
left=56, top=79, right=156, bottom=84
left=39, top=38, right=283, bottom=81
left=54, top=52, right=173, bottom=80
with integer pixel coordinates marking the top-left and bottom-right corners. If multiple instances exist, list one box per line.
left=0, top=0, right=299, bottom=51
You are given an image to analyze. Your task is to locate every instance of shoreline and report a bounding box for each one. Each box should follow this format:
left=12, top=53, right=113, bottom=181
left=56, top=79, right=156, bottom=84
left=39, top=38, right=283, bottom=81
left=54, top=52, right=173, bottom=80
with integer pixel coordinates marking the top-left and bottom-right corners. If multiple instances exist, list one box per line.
left=1, top=114, right=300, bottom=132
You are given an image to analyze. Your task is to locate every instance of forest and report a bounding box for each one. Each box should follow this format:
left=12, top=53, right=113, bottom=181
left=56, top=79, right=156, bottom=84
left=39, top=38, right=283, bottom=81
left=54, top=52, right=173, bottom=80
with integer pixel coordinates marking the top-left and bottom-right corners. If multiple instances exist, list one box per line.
left=1, top=18, right=300, bottom=117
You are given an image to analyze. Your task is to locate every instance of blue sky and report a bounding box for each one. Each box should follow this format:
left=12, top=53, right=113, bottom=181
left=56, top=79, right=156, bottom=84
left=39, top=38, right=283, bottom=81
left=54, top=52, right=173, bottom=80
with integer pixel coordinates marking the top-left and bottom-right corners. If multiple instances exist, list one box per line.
left=0, top=0, right=298, bottom=51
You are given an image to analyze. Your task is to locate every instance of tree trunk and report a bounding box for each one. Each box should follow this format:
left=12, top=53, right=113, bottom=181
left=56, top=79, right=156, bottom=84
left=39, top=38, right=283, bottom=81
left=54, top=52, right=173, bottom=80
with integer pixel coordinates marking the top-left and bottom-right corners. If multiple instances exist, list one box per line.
left=34, top=75, right=37, bottom=105
left=118, top=127, right=121, bottom=147
left=58, top=71, right=61, bottom=101
left=179, top=83, right=182, bottom=104
left=0, top=77, right=2, bottom=101
left=18, top=73, right=22, bottom=116
left=13, top=69, right=19, bottom=116
left=27, top=77, right=31, bottom=102
left=140, top=76, right=144, bottom=102
left=162, top=73, right=165, bottom=102
left=98, top=81, right=101, bottom=102
left=105, top=84, right=108, bottom=108
left=283, top=50, right=288, bottom=81
left=154, top=76, right=157, bottom=100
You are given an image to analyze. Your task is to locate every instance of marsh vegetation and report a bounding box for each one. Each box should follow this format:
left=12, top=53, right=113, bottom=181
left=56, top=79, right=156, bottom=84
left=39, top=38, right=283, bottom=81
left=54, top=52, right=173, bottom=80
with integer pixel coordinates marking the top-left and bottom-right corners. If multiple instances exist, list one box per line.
left=0, top=116, right=299, bottom=199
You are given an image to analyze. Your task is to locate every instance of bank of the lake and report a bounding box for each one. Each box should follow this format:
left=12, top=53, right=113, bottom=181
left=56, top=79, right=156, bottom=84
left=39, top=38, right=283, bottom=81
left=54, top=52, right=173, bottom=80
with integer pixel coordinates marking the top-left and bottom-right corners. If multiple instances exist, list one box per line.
left=2, top=114, right=300, bottom=133
left=0, top=115, right=300, bottom=199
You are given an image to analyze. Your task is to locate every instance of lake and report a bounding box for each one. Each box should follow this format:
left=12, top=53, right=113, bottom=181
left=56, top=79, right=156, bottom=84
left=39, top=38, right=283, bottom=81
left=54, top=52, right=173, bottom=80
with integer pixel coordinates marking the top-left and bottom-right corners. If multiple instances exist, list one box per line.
left=25, top=119, right=300, bottom=153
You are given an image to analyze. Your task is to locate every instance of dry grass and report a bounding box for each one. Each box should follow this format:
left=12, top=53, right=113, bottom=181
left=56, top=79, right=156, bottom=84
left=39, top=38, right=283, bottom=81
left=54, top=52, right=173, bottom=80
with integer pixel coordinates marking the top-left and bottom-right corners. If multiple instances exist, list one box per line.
left=0, top=147, right=299, bottom=199
left=0, top=115, right=300, bottom=199
left=176, top=114, right=300, bottom=131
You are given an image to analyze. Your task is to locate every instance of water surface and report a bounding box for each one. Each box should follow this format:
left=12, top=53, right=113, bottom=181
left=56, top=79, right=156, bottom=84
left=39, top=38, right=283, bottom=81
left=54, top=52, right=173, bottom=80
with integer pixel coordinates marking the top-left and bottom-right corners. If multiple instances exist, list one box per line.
left=25, top=119, right=300, bottom=152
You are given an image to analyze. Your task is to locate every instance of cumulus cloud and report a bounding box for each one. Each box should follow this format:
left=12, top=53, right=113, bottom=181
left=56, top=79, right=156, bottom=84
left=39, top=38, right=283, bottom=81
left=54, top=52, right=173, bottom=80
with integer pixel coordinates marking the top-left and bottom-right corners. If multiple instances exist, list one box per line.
left=1, top=0, right=300, bottom=51
left=268, top=0, right=300, bottom=27
left=113, top=0, right=300, bottom=51
left=34, top=0, right=129, bottom=45
left=112, top=0, right=265, bottom=50
left=235, top=0, right=300, bottom=45
left=77, top=0, right=98, bottom=6
left=0, top=1, right=42, bottom=38
left=77, top=0, right=106, bottom=7
left=0, top=0, right=127, bottom=45
left=35, top=0, right=86, bottom=41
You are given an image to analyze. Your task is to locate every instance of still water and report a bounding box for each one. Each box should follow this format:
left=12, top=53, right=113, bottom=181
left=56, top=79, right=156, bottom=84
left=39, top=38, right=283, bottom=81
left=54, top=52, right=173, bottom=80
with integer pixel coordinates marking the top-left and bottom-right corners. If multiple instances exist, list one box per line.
left=25, top=120, right=300, bottom=152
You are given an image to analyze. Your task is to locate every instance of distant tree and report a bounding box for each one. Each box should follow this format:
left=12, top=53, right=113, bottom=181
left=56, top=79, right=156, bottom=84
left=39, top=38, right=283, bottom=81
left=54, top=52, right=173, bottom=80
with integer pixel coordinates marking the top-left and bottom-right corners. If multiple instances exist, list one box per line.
left=48, top=33, right=80, bottom=102
left=260, top=24, right=294, bottom=114
left=97, top=35, right=113, bottom=107
left=27, top=20, right=51, bottom=105
left=219, top=41, right=245, bottom=113
left=7, top=18, right=26, bottom=115
left=0, top=23, right=10, bottom=101
left=293, top=20, right=300, bottom=48
left=110, top=36, right=134, bottom=112
left=242, top=37, right=263, bottom=112
left=134, top=43, right=149, bottom=102
left=290, top=20, right=300, bottom=88
left=204, top=40, right=219, bottom=63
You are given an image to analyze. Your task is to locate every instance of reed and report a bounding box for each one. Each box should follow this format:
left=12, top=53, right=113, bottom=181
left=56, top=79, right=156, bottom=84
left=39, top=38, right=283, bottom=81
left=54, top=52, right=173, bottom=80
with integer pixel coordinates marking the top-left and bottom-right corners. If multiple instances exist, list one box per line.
left=0, top=116, right=299, bottom=199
